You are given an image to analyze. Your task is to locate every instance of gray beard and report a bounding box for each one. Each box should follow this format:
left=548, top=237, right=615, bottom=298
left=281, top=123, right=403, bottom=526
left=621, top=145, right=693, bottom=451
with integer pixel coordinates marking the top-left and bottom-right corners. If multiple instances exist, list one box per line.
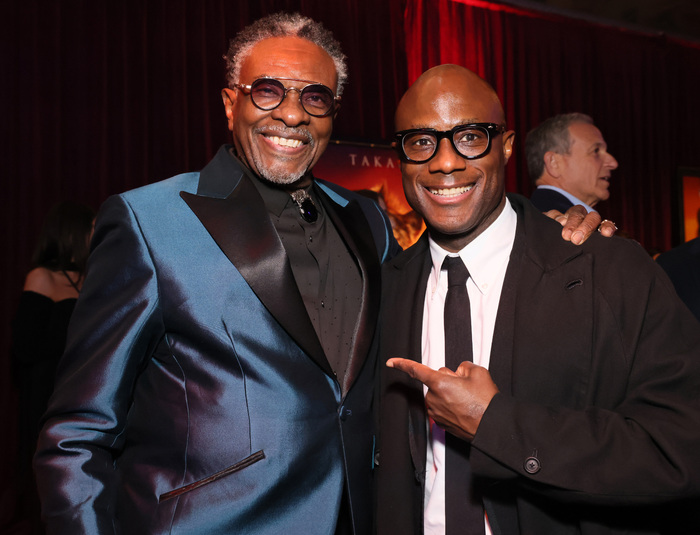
left=254, top=154, right=308, bottom=185
left=250, top=126, right=315, bottom=185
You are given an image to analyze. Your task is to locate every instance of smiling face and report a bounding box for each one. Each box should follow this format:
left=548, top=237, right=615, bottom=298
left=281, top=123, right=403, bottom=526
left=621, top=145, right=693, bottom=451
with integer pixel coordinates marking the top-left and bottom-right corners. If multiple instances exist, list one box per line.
left=221, top=36, right=338, bottom=187
left=396, top=65, right=515, bottom=252
left=557, top=122, right=618, bottom=207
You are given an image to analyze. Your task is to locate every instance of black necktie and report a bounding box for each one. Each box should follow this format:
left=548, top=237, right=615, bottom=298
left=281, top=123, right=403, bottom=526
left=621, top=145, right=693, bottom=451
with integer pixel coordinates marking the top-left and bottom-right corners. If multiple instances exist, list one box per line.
left=442, top=256, right=485, bottom=535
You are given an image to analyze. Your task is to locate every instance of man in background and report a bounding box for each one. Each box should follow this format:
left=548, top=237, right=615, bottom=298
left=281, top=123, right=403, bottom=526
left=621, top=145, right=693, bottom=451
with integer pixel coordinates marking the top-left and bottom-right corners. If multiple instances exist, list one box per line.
left=526, top=112, right=618, bottom=214
left=657, top=236, right=700, bottom=322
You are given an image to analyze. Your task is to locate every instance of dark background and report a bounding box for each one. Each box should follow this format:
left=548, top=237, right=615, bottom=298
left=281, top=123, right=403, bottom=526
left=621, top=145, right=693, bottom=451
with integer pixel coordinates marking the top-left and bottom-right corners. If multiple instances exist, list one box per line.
left=2, top=0, right=700, bottom=530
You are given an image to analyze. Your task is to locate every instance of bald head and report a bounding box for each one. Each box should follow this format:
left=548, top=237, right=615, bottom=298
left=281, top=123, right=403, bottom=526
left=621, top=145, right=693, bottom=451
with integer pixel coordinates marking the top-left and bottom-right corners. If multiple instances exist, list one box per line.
left=395, top=65, right=505, bottom=131
left=394, top=64, right=515, bottom=252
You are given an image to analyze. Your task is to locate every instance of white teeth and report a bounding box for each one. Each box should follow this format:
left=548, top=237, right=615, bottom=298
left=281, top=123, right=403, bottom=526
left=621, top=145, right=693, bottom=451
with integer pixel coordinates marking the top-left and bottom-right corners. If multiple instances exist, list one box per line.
left=270, top=135, right=303, bottom=148
left=428, top=185, right=473, bottom=196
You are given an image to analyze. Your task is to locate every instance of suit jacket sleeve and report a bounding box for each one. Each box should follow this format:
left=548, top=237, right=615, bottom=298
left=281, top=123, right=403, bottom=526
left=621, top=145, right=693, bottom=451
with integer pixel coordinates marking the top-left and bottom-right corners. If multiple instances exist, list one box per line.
left=470, top=232, right=700, bottom=506
left=34, top=194, right=163, bottom=533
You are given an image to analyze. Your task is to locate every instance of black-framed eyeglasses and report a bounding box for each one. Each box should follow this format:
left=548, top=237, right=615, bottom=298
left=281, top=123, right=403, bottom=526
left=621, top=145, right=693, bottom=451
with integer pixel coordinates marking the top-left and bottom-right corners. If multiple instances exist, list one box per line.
left=394, top=123, right=506, bottom=163
left=233, top=77, right=340, bottom=118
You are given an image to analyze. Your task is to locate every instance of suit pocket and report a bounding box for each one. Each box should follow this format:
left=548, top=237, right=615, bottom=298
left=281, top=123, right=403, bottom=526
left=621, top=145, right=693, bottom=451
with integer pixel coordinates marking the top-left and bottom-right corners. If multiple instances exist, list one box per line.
left=159, top=449, right=265, bottom=502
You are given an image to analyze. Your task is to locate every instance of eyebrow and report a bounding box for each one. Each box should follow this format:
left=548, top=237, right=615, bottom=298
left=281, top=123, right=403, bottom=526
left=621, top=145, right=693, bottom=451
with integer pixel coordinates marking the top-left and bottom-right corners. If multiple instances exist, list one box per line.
left=407, top=119, right=484, bottom=130
left=250, top=75, right=324, bottom=85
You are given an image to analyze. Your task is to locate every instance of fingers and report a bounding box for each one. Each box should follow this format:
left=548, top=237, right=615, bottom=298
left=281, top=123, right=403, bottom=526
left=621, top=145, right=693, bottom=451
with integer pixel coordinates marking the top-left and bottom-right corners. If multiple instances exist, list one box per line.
left=545, top=205, right=617, bottom=242
left=386, top=358, right=438, bottom=385
left=570, top=210, right=603, bottom=244
left=387, top=358, right=469, bottom=385
left=543, top=209, right=565, bottom=223
left=544, top=206, right=581, bottom=242
left=598, top=219, right=618, bottom=237
left=559, top=205, right=599, bottom=245
left=439, top=366, right=459, bottom=377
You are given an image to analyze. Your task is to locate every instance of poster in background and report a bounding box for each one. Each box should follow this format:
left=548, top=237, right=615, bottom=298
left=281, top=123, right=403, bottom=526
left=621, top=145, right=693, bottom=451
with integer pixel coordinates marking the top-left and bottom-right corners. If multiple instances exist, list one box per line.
left=314, top=141, right=424, bottom=249
left=681, top=171, right=700, bottom=242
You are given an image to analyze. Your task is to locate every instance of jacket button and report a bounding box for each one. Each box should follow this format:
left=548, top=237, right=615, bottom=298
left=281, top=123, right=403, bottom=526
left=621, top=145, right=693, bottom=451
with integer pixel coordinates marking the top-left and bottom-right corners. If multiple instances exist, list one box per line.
left=339, top=406, right=352, bottom=421
left=524, top=457, right=541, bottom=474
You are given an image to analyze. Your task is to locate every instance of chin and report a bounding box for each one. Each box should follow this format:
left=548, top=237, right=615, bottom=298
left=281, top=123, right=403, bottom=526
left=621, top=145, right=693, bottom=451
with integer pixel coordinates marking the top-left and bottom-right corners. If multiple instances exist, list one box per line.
left=255, top=158, right=311, bottom=186
left=260, top=170, right=306, bottom=185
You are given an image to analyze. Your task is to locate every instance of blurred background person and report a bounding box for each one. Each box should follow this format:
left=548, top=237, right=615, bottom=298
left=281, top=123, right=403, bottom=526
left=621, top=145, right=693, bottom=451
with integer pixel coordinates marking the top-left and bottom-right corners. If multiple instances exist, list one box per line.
left=526, top=113, right=618, bottom=214
left=10, top=200, right=94, bottom=535
left=656, top=236, right=700, bottom=322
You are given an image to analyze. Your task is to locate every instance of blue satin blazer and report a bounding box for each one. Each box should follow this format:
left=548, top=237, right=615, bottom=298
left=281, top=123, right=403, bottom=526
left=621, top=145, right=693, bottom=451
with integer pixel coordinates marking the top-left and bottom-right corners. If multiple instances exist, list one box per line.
left=34, top=146, right=399, bottom=534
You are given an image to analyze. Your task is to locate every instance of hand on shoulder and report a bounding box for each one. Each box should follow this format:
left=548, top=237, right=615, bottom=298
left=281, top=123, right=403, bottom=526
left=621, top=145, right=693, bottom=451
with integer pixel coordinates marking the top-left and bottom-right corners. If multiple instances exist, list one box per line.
left=546, top=205, right=617, bottom=245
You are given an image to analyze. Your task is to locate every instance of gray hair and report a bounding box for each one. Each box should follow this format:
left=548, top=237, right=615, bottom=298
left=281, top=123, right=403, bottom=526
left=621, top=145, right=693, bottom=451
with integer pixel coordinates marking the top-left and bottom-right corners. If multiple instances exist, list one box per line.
left=525, top=112, right=594, bottom=182
left=224, top=12, right=348, bottom=96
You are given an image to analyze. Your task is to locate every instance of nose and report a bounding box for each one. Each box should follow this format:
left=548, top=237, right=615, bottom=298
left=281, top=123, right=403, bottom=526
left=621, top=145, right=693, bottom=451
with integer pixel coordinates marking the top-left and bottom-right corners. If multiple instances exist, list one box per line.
left=428, top=138, right=467, bottom=174
left=271, top=88, right=310, bottom=126
left=605, top=151, right=619, bottom=170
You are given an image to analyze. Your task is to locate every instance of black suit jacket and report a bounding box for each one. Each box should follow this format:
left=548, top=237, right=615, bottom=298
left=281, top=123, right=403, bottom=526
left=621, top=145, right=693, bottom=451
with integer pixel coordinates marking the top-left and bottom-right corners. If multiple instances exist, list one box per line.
left=529, top=187, right=576, bottom=213
left=656, top=237, right=700, bottom=322
left=376, top=194, right=700, bottom=535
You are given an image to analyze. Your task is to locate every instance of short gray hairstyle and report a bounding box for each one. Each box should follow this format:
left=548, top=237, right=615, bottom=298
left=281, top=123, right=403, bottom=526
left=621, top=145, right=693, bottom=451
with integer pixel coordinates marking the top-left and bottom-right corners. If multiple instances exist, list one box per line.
left=224, top=12, right=348, bottom=96
left=525, top=112, right=594, bottom=182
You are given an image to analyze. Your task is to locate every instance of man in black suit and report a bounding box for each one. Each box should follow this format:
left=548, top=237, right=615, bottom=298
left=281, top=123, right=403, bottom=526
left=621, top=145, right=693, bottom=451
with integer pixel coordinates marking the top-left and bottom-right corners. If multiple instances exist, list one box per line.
left=376, top=64, right=700, bottom=535
left=657, top=236, right=700, bottom=322
left=526, top=113, right=618, bottom=214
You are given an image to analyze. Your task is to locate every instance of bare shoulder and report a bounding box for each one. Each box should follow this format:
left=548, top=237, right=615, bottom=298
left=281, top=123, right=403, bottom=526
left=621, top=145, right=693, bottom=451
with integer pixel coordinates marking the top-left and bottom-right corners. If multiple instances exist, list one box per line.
left=23, top=267, right=56, bottom=295
left=23, top=268, right=80, bottom=301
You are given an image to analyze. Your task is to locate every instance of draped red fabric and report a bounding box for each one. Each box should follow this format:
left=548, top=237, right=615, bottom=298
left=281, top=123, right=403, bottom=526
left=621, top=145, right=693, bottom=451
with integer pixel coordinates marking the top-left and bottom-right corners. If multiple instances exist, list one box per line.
left=404, top=0, right=700, bottom=252
left=2, top=0, right=700, bottom=530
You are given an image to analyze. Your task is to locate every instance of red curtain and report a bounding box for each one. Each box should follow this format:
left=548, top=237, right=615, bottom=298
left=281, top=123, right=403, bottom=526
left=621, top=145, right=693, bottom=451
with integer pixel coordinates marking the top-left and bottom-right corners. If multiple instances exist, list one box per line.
left=3, top=0, right=700, bottom=529
left=404, top=0, right=700, bottom=251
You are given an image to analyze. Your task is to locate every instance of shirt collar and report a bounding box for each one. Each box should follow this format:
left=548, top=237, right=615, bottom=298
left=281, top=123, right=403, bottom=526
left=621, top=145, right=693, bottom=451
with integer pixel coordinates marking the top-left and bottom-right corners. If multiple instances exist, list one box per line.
left=536, top=185, right=597, bottom=213
left=428, top=197, right=517, bottom=295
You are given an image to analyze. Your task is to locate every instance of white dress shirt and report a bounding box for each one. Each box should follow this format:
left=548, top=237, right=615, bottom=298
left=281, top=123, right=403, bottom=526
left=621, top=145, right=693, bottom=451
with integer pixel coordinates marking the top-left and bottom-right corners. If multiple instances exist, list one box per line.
left=422, top=198, right=517, bottom=535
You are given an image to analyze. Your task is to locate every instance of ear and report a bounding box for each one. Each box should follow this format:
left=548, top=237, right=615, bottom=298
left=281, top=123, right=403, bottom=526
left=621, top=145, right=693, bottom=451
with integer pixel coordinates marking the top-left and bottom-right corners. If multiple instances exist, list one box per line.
left=221, top=88, right=238, bottom=132
left=332, top=101, right=341, bottom=120
left=543, top=150, right=561, bottom=178
left=502, top=130, right=516, bottom=165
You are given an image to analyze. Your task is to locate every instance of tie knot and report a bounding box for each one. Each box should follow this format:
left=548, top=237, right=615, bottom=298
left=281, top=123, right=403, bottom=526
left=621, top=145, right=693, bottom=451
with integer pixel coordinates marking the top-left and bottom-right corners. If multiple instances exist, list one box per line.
left=442, top=256, right=470, bottom=287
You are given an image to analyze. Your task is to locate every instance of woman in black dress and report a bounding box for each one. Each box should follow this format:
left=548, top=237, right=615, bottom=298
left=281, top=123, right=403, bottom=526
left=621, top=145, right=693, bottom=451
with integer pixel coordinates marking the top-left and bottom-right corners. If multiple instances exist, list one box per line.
left=11, top=200, right=94, bottom=534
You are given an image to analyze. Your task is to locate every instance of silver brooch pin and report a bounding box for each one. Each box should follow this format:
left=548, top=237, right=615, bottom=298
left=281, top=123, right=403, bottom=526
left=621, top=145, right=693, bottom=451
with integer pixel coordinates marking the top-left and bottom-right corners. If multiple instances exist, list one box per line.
left=290, top=190, right=318, bottom=223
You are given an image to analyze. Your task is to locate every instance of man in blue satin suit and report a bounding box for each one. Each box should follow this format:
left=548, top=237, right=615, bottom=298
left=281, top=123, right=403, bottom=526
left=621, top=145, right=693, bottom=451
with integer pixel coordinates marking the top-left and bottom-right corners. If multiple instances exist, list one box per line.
left=33, top=13, right=400, bottom=535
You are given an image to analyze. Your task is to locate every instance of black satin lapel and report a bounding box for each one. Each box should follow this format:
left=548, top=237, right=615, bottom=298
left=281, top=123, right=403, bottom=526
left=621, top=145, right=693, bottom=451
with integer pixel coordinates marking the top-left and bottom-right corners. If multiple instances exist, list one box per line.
left=406, top=245, right=432, bottom=473
left=483, top=234, right=524, bottom=534
left=388, top=237, right=432, bottom=475
left=180, top=176, right=331, bottom=376
left=320, top=192, right=382, bottom=394
left=488, top=228, right=526, bottom=394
